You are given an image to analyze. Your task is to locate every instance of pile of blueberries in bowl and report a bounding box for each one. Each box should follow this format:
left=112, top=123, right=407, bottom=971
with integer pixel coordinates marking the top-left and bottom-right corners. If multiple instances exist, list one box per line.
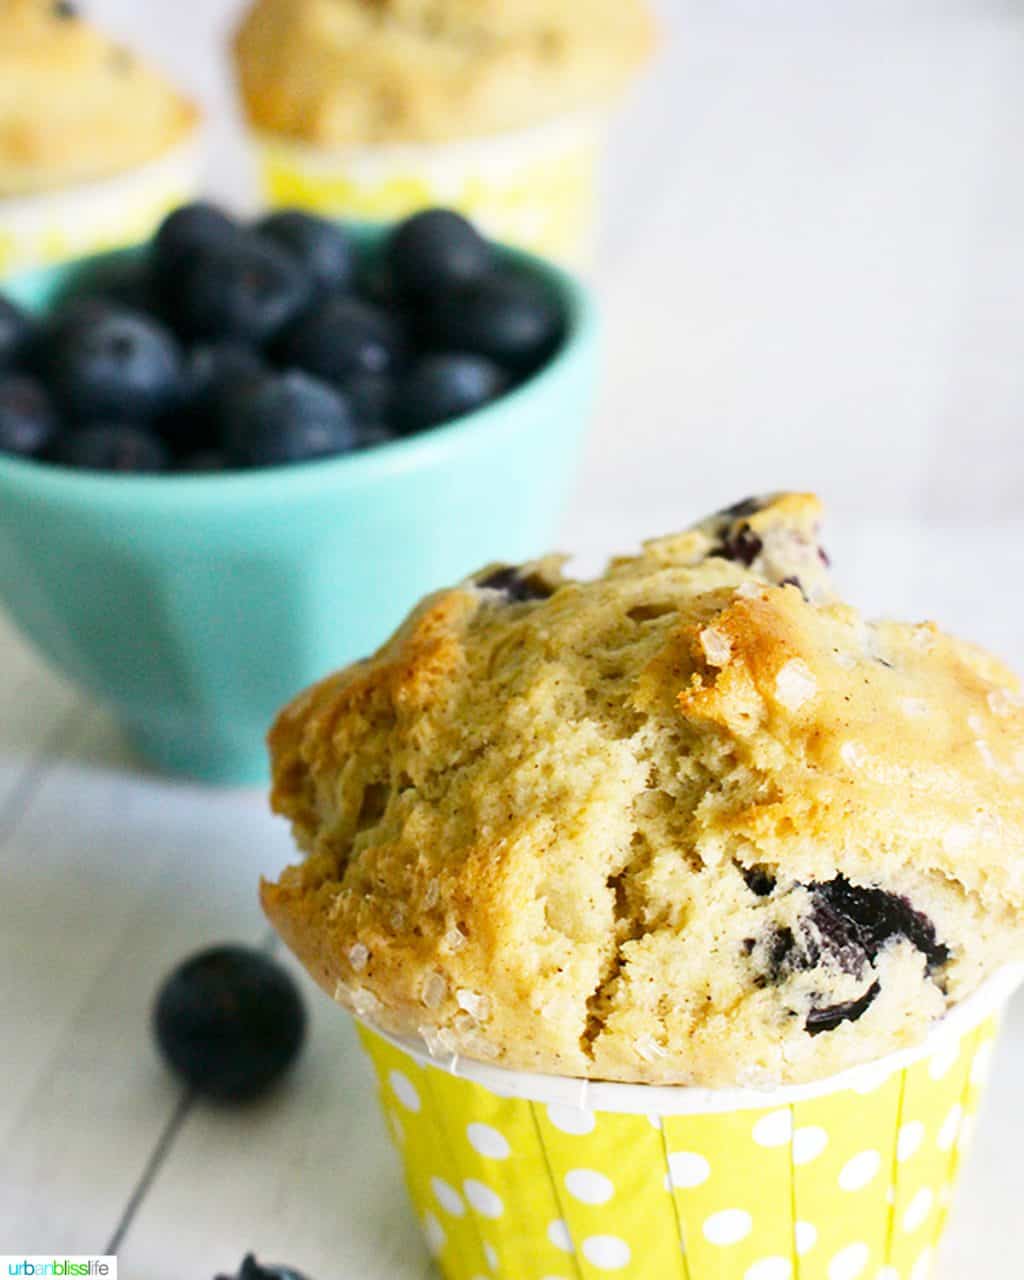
left=0, top=204, right=567, bottom=472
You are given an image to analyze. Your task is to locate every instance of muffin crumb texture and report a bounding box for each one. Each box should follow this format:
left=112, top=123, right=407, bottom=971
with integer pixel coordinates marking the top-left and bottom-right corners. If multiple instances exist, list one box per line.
left=264, top=493, right=1024, bottom=1086
left=0, top=0, right=196, bottom=195
left=234, top=0, right=655, bottom=145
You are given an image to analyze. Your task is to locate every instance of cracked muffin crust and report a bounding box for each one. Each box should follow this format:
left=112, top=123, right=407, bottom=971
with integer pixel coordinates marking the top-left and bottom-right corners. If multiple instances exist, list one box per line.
left=0, top=0, right=197, bottom=196
left=263, top=493, right=1024, bottom=1087
left=233, top=0, right=655, bottom=146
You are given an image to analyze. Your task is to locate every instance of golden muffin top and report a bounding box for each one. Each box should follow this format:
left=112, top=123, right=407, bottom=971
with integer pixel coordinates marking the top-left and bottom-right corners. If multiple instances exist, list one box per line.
left=263, top=494, right=1024, bottom=1087
left=233, top=0, right=656, bottom=146
left=0, top=0, right=197, bottom=196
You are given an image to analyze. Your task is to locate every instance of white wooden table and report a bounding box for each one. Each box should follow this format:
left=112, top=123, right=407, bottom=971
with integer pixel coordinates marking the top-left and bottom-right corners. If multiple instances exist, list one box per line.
left=4, top=1, right=1024, bottom=1275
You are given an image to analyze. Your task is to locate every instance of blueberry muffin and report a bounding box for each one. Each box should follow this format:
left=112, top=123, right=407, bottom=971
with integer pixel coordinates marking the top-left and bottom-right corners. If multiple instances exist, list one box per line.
left=0, top=0, right=197, bottom=195
left=263, top=494, right=1024, bottom=1087
left=233, top=0, right=655, bottom=145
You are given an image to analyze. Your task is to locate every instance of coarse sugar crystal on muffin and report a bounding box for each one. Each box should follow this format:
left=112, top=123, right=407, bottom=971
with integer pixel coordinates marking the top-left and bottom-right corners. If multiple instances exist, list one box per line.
left=263, top=492, right=1024, bottom=1087
left=0, top=0, right=197, bottom=196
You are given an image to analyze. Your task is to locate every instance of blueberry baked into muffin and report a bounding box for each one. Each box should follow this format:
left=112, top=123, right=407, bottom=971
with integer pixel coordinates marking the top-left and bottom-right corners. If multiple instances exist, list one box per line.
left=263, top=494, right=1024, bottom=1087
left=0, top=0, right=196, bottom=195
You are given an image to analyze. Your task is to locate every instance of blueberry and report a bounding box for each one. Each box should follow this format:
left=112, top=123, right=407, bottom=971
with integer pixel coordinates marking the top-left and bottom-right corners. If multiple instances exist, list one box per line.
left=711, top=523, right=763, bottom=567
left=345, top=371, right=397, bottom=428
left=48, top=306, right=182, bottom=424
left=215, top=1254, right=310, bottom=1280
left=476, top=565, right=554, bottom=602
left=0, top=375, right=58, bottom=459
left=82, top=255, right=157, bottom=314
left=177, top=448, right=227, bottom=473
left=151, top=201, right=238, bottom=283
left=52, top=424, right=169, bottom=473
left=419, top=273, right=564, bottom=373
left=387, top=208, right=494, bottom=296
left=166, top=234, right=311, bottom=346
left=169, top=340, right=265, bottom=451
left=277, top=295, right=406, bottom=386
left=0, top=294, right=31, bottom=371
left=806, top=982, right=882, bottom=1036
left=397, top=353, right=507, bottom=432
left=354, top=423, right=397, bottom=451
left=154, top=945, right=306, bottom=1101
left=224, top=370, right=356, bottom=468
left=256, top=211, right=356, bottom=295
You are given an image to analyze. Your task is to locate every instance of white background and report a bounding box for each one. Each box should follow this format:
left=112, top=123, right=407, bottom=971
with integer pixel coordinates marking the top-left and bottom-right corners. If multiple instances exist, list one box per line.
left=2, top=1, right=1023, bottom=1276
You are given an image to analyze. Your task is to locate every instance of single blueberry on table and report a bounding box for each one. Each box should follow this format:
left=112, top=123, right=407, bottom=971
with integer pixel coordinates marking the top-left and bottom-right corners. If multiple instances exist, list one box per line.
left=0, top=375, right=58, bottom=459
left=277, top=295, right=406, bottom=386
left=257, top=210, right=356, bottom=295
left=397, top=352, right=507, bottom=432
left=420, top=272, right=564, bottom=374
left=48, top=306, right=182, bottom=424
left=52, top=423, right=169, bottom=473
left=165, top=233, right=311, bottom=346
left=154, top=945, right=306, bottom=1101
left=224, top=370, right=356, bottom=468
left=386, top=207, right=494, bottom=297
left=215, top=1254, right=310, bottom=1280
left=0, top=294, right=31, bottom=371
left=151, top=201, right=238, bottom=283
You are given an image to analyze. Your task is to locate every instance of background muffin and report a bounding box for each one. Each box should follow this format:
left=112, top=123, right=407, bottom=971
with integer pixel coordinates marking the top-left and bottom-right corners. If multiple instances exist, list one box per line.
left=233, top=0, right=656, bottom=264
left=264, top=492, right=1024, bottom=1088
left=0, top=0, right=201, bottom=274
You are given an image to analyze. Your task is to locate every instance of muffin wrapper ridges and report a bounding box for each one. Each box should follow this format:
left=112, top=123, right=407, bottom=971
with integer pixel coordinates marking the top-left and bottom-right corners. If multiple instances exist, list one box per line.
left=0, top=137, right=202, bottom=279
left=249, top=115, right=602, bottom=268
left=357, top=967, right=1021, bottom=1280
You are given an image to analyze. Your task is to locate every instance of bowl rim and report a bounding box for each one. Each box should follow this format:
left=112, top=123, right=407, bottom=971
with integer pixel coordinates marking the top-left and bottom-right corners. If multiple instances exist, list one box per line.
left=0, top=221, right=597, bottom=510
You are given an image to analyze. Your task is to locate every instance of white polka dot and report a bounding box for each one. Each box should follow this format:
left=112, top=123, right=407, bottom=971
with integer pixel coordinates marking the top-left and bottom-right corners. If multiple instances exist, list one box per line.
left=703, top=1209, right=753, bottom=1246
left=897, top=1121, right=925, bottom=1162
left=547, top=1104, right=596, bottom=1135
left=753, top=1109, right=793, bottom=1148
left=547, top=1219, right=574, bottom=1253
left=464, top=1179, right=504, bottom=1219
left=467, top=1122, right=510, bottom=1160
left=793, top=1125, right=829, bottom=1165
left=430, top=1176, right=466, bottom=1217
left=902, top=1187, right=934, bottom=1233
left=422, top=1211, right=445, bottom=1256
left=795, top=1222, right=817, bottom=1256
left=665, top=1151, right=711, bottom=1190
left=937, top=1103, right=962, bottom=1152
left=838, top=1149, right=882, bottom=1192
left=483, top=1242, right=498, bottom=1271
left=827, top=1242, right=869, bottom=1280
left=971, top=1039, right=995, bottom=1085
left=745, top=1258, right=791, bottom=1280
left=389, top=1069, right=421, bottom=1113
left=910, top=1248, right=934, bottom=1280
left=647, top=1112, right=663, bottom=1130
left=928, top=1039, right=960, bottom=1081
left=582, top=1236, right=631, bottom=1270
left=565, top=1168, right=615, bottom=1205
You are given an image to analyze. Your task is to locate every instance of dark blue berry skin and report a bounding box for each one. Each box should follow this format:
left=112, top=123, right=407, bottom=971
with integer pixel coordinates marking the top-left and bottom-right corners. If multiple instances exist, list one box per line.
left=355, top=423, right=397, bottom=451
left=169, top=341, right=265, bottom=451
left=48, top=306, right=182, bottom=424
left=177, top=448, right=227, bottom=473
left=0, top=294, right=31, bottom=371
left=0, top=375, right=58, bottom=459
left=166, top=234, right=312, bottom=346
left=154, top=946, right=306, bottom=1102
left=151, top=201, right=238, bottom=283
left=387, top=208, right=494, bottom=297
left=215, top=1254, right=310, bottom=1280
left=224, top=370, right=356, bottom=468
left=277, top=295, right=406, bottom=387
left=397, top=353, right=508, bottom=432
left=52, top=423, right=170, bottom=473
left=420, top=273, right=564, bottom=373
left=345, top=371, right=397, bottom=429
left=256, top=210, right=356, bottom=295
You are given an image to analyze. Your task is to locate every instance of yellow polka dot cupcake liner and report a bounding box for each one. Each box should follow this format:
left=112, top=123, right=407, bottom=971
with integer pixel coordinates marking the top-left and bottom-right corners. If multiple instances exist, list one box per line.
left=357, top=966, right=1022, bottom=1280
left=248, top=115, right=602, bottom=270
left=0, top=137, right=203, bottom=281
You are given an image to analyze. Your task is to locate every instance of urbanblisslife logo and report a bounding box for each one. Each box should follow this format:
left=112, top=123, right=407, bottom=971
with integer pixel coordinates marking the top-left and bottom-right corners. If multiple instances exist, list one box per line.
left=2, top=1261, right=116, bottom=1277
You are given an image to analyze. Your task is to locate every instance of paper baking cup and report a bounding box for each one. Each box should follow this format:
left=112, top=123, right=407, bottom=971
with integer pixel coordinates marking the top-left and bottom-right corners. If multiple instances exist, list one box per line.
left=249, top=115, right=603, bottom=268
left=0, top=136, right=202, bottom=280
left=356, top=965, right=1022, bottom=1280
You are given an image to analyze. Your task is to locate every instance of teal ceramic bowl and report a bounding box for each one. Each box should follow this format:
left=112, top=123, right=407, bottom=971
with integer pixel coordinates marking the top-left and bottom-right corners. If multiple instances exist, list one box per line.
left=0, top=227, right=598, bottom=783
